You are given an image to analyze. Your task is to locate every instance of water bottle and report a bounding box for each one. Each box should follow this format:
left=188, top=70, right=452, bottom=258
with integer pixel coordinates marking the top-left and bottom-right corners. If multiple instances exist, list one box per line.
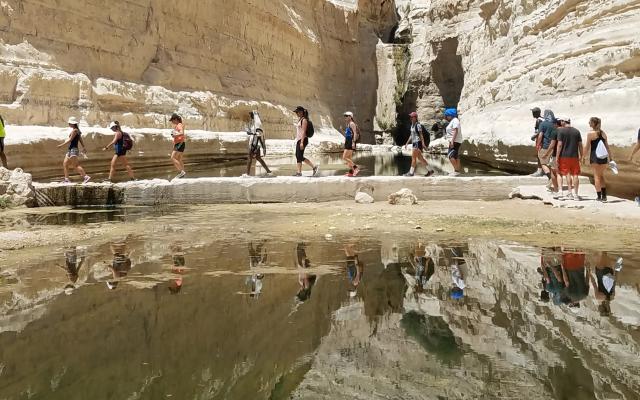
left=615, top=257, right=623, bottom=272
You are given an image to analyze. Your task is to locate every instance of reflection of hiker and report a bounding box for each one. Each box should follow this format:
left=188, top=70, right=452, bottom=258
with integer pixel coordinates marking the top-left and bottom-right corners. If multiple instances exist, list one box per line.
left=530, top=107, right=545, bottom=177
left=169, top=243, right=186, bottom=294
left=0, top=114, right=6, bottom=168
left=409, top=241, right=435, bottom=293
left=403, top=112, right=433, bottom=177
left=345, top=243, right=364, bottom=298
left=246, top=240, right=268, bottom=298
left=448, top=246, right=466, bottom=300
left=292, top=106, right=319, bottom=177
left=243, top=111, right=273, bottom=177
left=538, top=247, right=565, bottom=305
left=295, top=242, right=316, bottom=302
left=588, top=251, right=621, bottom=316
left=59, top=246, right=85, bottom=295
left=560, top=248, right=588, bottom=307
left=583, top=117, right=614, bottom=202
left=107, top=242, right=132, bottom=290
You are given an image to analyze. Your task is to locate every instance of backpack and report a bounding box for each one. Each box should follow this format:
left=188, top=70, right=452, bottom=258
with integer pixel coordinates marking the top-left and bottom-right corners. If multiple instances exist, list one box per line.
left=595, top=138, right=608, bottom=159
left=416, top=123, right=429, bottom=147
left=353, top=123, right=361, bottom=143
left=122, top=132, right=134, bottom=151
left=305, top=118, right=315, bottom=138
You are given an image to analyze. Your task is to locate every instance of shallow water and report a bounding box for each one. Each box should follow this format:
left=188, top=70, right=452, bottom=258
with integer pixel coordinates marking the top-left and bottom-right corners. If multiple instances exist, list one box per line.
left=1, top=233, right=638, bottom=399
left=40, top=152, right=510, bottom=182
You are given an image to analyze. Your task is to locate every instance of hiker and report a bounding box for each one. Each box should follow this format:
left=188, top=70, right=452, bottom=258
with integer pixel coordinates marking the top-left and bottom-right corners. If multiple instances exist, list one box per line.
left=629, top=128, right=640, bottom=205
left=244, top=111, right=273, bottom=177
left=103, top=121, right=135, bottom=182
left=448, top=246, right=466, bottom=300
left=0, top=114, right=6, bottom=168
left=59, top=246, right=85, bottom=295
left=168, top=243, right=186, bottom=294
left=169, top=113, right=186, bottom=179
left=107, top=242, right=132, bottom=290
left=403, top=111, right=433, bottom=177
left=342, top=111, right=360, bottom=177
left=246, top=240, right=268, bottom=298
left=582, top=117, right=614, bottom=202
left=293, top=106, right=319, bottom=177
left=556, top=117, right=582, bottom=200
left=444, top=108, right=463, bottom=176
left=410, top=241, right=435, bottom=294
left=58, top=117, right=91, bottom=184
left=537, top=109, right=559, bottom=195
left=531, top=107, right=545, bottom=176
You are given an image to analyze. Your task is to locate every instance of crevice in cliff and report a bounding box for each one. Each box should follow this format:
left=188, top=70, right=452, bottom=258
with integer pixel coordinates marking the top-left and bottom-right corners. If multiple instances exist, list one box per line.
left=430, top=37, right=464, bottom=108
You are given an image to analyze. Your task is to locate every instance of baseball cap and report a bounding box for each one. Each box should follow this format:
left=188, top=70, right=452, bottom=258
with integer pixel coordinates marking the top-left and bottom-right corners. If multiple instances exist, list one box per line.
left=343, top=111, right=353, bottom=117
left=108, top=121, right=119, bottom=130
left=293, top=106, right=306, bottom=113
left=409, top=112, right=418, bottom=118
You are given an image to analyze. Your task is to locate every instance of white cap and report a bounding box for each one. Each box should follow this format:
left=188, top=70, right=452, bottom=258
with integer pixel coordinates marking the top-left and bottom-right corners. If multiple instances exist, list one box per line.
left=108, top=122, right=118, bottom=130
left=67, top=117, right=78, bottom=125
left=559, top=116, right=571, bottom=123
left=343, top=111, right=353, bottom=117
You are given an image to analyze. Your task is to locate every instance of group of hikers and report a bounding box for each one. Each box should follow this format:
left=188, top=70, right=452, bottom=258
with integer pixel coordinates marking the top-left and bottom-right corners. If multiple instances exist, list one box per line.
left=529, top=107, right=640, bottom=203
left=1, top=106, right=639, bottom=200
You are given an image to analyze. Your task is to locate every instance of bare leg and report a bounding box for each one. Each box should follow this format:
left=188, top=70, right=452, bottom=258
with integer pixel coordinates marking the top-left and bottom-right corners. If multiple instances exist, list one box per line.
left=297, top=163, right=303, bottom=174
left=417, top=151, right=428, bottom=167
left=171, top=151, right=183, bottom=171
left=303, top=159, right=315, bottom=168
left=573, top=174, right=579, bottom=195
left=108, top=155, right=118, bottom=181
left=255, top=155, right=271, bottom=173
left=122, top=156, right=135, bottom=179
left=246, top=155, right=254, bottom=175
left=70, top=157, right=86, bottom=178
left=63, top=156, right=71, bottom=180
left=0, top=151, right=7, bottom=168
left=343, top=150, right=354, bottom=170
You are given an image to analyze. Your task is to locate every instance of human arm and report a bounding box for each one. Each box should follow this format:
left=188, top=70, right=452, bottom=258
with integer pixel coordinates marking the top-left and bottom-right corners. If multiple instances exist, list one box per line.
left=542, top=139, right=556, bottom=159
left=629, top=141, right=640, bottom=162
left=582, top=133, right=592, bottom=163
left=78, top=135, right=87, bottom=151
left=103, top=132, right=121, bottom=150
left=299, top=119, right=308, bottom=150
left=556, top=138, right=564, bottom=159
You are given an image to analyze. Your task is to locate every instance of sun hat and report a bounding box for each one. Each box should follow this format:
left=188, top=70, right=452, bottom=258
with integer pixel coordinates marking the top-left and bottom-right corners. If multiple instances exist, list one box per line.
left=67, top=117, right=79, bottom=125
left=344, top=111, right=353, bottom=117
left=108, top=121, right=119, bottom=130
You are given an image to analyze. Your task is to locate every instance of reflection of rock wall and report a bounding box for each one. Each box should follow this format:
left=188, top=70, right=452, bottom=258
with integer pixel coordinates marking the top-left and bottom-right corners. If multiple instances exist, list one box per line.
left=0, top=0, right=395, bottom=139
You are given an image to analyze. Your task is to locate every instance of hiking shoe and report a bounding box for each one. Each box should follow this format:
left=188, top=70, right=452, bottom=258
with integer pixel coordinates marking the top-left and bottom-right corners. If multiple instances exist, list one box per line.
left=425, top=170, right=435, bottom=177
left=102, top=179, right=112, bottom=184
left=403, top=172, right=414, bottom=177
left=82, top=175, right=91, bottom=184
left=312, top=165, right=320, bottom=177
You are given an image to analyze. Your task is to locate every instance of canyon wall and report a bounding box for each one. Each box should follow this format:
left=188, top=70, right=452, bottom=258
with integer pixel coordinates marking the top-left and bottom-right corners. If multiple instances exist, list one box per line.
left=0, top=0, right=395, bottom=139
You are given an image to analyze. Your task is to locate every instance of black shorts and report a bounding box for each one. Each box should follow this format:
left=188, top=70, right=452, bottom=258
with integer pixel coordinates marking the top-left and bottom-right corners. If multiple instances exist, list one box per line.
left=448, top=142, right=462, bottom=160
left=345, top=138, right=354, bottom=151
left=174, top=142, right=186, bottom=153
left=296, top=138, right=309, bottom=163
left=412, top=141, right=423, bottom=151
left=0, top=137, right=4, bottom=152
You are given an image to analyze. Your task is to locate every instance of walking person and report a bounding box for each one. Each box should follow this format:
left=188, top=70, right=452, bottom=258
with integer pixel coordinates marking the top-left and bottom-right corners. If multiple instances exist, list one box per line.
left=243, top=111, right=273, bottom=177
left=57, top=117, right=91, bottom=184
left=629, top=128, right=640, bottom=205
left=531, top=107, right=545, bottom=176
left=0, top=113, right=7, bottom=168
left=537, top=109, right=559, bottom=194
left=103, top=121, right=135, bottom=182
left=556, top=117, right=582, bottom=200
left=582, top=117, right=614, bottom=202
left=342, top=112, right=360, bottom=177
left=403, top=112, right=433, bottom=177
left=444, top=108, right=463, bottom=176
left=169, top=113, right=186, bottom=179
left=293, top=106, right=319, bottom=177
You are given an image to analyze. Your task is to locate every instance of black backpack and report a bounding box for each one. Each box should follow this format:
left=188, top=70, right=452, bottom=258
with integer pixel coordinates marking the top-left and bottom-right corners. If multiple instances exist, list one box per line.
left=416, top=123, right=429, bottom=147
left=305, top=118, right=315, bottom=138
left=122, top=132, right=134, bottom=151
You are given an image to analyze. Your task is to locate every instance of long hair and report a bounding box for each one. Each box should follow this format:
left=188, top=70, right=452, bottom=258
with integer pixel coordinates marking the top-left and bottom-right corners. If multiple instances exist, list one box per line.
left=589, top=117, right=603, bottom=134
left=112, top=121, right=122, bottom=133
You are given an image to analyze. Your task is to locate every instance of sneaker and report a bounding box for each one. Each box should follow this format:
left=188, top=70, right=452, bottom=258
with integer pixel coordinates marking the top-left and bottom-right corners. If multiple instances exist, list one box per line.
left=529, top=169, right=545, bottom=177
left=352, top=166, right=360, bottom=176
left=448, top=171, right=460, bottom=177
left=265, top=172, right=275, bottom=178
left=609, top=161, right=619, bottom=175
left=425, top=170, right=435, bottom=177
left=345, top=172, right=354, bottom=177
left=565, top=193, right=574, bottom=201
left=312, top=165, right=320, bottom=177
left=241, top=173, right=250, bottom=178
left=293, top=173, right=302, bottom=177
left=403, top=172, right=414, bottom=177
left=573, top=194, right=581, bottom=201
left=177, top=170, right=186, bottom=179
left=635, top=197, right=640, bottom=207
left=62, top=178, right=71, bottom=184
left=82, top=175, right=91, bottom=184
left=552, top=193, right=563, bottom=200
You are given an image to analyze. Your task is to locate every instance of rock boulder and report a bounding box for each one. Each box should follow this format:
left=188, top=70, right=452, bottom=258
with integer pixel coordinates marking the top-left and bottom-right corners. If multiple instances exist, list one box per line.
left=0, top=168, right=36, bottom=208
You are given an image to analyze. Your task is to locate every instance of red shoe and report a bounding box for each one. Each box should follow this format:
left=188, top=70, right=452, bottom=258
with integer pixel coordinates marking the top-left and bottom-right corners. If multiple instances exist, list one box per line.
left=353, top=166, right=360, bottom=176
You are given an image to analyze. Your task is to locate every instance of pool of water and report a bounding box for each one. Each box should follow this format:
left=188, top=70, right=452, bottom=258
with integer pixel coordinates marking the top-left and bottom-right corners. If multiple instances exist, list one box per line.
left=1, top=234, right=638, bottom=399
left=41, top=152, right=511, bottom=182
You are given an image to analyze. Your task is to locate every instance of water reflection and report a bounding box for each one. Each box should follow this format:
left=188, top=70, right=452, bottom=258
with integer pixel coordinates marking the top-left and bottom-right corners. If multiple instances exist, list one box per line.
left=1, top=237, right=639, bottom=399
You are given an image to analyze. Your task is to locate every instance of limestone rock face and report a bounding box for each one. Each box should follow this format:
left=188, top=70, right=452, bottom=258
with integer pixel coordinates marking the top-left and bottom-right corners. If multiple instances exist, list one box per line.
left=0, top=0, right=395, bottom=139
left=0, top=167, right=36, bottom=207
left=392, top=0, right=640, bottom=146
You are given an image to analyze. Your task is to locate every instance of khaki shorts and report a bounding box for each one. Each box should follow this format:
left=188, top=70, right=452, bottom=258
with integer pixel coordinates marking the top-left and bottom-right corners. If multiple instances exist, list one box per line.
left=538, top=149, right=556, bottom=168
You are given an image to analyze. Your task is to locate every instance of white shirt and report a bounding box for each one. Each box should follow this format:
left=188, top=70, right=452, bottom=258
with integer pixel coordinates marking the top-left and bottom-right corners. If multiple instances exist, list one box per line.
left=446, top=118, right=463, bottom=143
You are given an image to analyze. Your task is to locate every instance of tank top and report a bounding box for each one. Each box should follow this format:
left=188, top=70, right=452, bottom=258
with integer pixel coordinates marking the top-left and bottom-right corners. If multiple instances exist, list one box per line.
left=590, top=131, right=607, bottom=163
left=69, top=129, right=81, bottom=150
left=345, top=126, right=353, bottom=140
left=173, top=123, right=185, bottom=144
left=296, top=119, right=305, bottom=141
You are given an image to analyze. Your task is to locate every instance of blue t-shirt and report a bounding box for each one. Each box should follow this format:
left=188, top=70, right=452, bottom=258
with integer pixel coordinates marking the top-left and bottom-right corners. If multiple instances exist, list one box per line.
left=539, top=120, right=557, bottom=150
left=345, top=126, right=353, bottom=140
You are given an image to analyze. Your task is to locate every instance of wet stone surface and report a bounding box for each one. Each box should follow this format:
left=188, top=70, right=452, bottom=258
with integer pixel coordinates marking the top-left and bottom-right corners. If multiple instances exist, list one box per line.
left=0, top=233, right=639, bottom=399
